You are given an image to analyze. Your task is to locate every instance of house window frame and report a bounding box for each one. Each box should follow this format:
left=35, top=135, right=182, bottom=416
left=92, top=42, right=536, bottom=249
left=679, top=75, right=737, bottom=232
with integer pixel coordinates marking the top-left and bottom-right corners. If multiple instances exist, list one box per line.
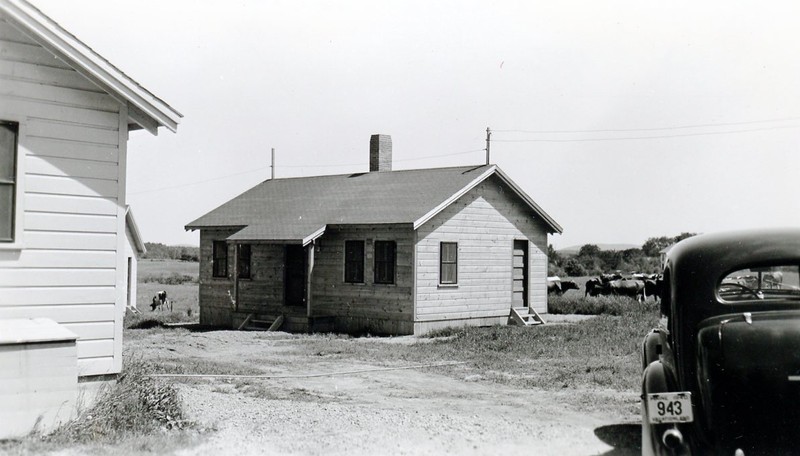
left=0, top=119, right=25, bottom=250
left=344, top=240, right=365, bottom=284
left=212, top=240, right=229, bottom=278
left=439, top=241, right=458, bottom=285
left=374, top=240, right=397, bottom=285
left=237, top=243, right=252, bottom=279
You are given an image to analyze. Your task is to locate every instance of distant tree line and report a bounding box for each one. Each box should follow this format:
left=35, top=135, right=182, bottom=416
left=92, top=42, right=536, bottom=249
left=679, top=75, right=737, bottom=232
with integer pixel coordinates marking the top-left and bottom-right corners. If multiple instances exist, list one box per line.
left=142, top=243, right=199, bottom=262
left=549, top=232, right=697, bottom=277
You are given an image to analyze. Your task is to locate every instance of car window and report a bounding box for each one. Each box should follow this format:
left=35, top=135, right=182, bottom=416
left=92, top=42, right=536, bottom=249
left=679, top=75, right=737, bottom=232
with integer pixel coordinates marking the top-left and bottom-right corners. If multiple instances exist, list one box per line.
left=719, top=265, right=800, bottom=302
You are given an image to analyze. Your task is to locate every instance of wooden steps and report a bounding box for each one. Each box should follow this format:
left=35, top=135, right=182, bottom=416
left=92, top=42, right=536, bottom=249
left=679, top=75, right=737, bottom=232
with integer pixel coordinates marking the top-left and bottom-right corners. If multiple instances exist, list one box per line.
left=510, top=307, right=545, bottom=326
left=238, top=314, right=284, bottom=331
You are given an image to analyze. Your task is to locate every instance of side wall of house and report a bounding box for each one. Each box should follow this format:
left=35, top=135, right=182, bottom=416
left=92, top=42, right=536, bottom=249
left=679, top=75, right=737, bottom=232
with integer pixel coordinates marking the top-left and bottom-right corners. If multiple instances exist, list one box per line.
left=312, top=225, right=415, bottom=335
left=414, top=176, right=549, bottom=333
left=0, top=18, right=128, bottom=376
left=198, top=228, right=239, bottom=327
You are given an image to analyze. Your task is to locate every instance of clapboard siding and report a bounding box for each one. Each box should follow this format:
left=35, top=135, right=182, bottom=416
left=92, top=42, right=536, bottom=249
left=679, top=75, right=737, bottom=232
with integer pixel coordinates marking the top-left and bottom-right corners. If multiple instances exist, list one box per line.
left=25, top=174, right=119, bottom=198
left=415, top=176, right=550, bottom=324
left=27, top=119, right=119, bottom=146
left=27, top=154, right=120, bottom=180
left=26, top=193, right=118, bottom=216
left=26, top=213, right=118, bottom=233
left=0, top=250, right=116, bottom=268
left=23, top=231, right=117, bottom=250
left=0, top=269, right=116, bottom=287
left=0, top=287, right=115, bottom=305
left=0, top=60, right=104, bottom=93
left=62, top=322, right=114, bottom=341
left=312, top=225, right=415, bottom=335
left=0, top=34, right=72, bottom=69
left=0, top=18, right=125, bottom=376
left=76, top=339, right=114, bottom=359
left=197, top=229, right=240, bottom=327
left=233, top=244, right=286, bottom=318
left=25, top=136, right=119, bottom=163
left=0, top=304, right=116, bottom=322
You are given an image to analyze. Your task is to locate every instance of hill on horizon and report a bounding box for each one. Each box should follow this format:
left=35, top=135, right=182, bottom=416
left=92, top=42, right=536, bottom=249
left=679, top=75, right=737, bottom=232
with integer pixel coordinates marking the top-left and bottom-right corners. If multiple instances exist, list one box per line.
left=557, top=243, right=639, bottom=255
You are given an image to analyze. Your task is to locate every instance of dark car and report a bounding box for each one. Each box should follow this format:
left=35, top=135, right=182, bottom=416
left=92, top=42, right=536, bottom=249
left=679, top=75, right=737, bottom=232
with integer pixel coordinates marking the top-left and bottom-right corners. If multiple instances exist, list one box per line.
left=641, top=228, right=800, bottom=455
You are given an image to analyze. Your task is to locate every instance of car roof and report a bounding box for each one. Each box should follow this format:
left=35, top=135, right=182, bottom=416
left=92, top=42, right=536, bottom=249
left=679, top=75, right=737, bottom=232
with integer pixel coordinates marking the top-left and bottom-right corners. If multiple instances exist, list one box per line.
left=668, top=228, right=800, bottom=294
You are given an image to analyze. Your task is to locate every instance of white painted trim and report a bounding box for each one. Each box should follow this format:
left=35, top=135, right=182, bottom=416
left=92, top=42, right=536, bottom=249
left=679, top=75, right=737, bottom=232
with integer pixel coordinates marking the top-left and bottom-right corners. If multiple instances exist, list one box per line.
left=302, top=225, right=326, bottom=246
left=413, top=166, right=497, bottom=230
left=0, top=117, right=26, bottom=250
left=112, top=105, right=127, bottom=374
left=0, top=0, right=182, bottom=133
left=492, top=167, right=562, bottom=233
left=125, top=205, right=146, bottom=255
left=412, top=165, right=562, bottom=234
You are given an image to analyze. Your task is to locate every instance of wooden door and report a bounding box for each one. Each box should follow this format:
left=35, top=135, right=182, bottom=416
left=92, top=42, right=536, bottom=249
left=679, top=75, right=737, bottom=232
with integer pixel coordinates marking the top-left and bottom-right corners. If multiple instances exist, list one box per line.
left=512, top=240, right=528, bottom=307
left=284, top=244, right=306, bottom=306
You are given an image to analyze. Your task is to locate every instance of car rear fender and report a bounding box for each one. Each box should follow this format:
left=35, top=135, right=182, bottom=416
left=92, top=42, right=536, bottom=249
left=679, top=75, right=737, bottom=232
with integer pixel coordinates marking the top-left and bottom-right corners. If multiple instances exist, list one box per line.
left=642, top=361, right=692, bottom=456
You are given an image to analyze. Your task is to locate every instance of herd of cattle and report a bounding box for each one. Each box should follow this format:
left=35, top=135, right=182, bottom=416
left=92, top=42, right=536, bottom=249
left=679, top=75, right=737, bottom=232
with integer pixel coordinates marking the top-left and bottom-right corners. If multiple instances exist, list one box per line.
left=548, top=273, right=664, bottom=301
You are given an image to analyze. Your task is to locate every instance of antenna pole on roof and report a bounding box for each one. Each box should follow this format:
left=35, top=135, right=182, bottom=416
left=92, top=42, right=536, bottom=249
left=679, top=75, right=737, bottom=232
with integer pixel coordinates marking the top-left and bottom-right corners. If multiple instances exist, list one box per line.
left=485, top=127, right=491, bottom=165
left=271, top=148, right=275, bottom=179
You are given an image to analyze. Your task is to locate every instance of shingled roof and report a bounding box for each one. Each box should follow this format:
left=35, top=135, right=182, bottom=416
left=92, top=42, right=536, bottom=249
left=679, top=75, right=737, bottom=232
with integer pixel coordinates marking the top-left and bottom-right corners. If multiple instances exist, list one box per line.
left=186, top=164, right=561, bottom=245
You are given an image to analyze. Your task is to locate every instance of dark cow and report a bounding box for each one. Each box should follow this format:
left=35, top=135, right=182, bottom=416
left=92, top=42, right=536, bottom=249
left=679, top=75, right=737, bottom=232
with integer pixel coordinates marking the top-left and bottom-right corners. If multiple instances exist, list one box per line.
left=150, top=290, right=171, bottom=311
left=585, top=278, right=607, bottom=297
left=608, top=279, right=646, bottom=300
left=548, top=279, right=580, bottom=295
left=560, top=280, right=580, bottom=293
left=644, top=278, right=662, bottom=302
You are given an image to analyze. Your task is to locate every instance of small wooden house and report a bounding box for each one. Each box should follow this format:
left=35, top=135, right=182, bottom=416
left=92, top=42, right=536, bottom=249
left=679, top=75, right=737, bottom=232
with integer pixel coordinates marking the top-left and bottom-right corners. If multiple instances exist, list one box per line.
left=0, top=0, right=180, bottom=437
left=187, top=135, right=561, bottom=335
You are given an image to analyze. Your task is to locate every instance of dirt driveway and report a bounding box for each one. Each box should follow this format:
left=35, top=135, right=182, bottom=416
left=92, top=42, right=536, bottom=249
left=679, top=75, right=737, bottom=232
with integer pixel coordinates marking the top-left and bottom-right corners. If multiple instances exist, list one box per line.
left=131, top=328, right=640, bottom=456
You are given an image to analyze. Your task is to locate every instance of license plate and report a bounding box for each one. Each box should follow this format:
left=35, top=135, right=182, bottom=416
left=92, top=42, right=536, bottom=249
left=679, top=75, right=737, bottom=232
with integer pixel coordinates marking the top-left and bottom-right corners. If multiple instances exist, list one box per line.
left=647, top=392, right=693, bottom=424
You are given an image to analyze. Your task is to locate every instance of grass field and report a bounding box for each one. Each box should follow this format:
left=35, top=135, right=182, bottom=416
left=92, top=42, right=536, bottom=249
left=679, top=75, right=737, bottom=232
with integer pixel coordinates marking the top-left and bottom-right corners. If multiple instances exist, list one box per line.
left=132, top=259, right=200, bottom=326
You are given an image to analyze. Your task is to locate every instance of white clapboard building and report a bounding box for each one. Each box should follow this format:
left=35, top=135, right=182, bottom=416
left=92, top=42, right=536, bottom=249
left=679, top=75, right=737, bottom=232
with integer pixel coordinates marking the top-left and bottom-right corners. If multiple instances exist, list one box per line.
left=0, top=0, right=180, bottom=437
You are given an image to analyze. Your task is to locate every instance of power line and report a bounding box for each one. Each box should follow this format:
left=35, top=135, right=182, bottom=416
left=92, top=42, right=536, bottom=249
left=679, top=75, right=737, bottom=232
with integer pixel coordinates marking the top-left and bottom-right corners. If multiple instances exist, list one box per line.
left=128, top=147, right=486, bottom=195
left=492, top=124, right=800, bottom=143
left=493, top=116, right=800, bottom=134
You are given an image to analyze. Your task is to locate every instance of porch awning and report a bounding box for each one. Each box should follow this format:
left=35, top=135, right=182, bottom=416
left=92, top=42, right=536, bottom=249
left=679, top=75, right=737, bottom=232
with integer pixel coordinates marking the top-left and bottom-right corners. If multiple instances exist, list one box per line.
left=226, top=223, right=326, bottom=246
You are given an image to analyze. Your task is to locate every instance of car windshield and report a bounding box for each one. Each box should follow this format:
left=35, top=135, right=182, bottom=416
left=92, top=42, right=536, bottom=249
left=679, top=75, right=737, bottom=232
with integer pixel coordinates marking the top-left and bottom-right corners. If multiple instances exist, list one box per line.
left=719, top=265, right=800, bottom=302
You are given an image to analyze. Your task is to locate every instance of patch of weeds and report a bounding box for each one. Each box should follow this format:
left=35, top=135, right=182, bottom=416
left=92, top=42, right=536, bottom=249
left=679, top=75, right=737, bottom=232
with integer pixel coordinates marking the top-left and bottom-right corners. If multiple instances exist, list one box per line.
left=124, top=311, right=194, bottom=329
left=234, top=382, right=338, bottom=403
left=46, top=358, right=192, bottom=445
left=141, top=272, right=197, bottom=285
left=549, top=295, right=642, bottom=316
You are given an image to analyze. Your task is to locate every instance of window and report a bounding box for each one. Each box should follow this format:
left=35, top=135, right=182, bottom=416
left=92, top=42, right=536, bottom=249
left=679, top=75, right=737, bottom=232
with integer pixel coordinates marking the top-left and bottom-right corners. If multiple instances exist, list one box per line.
left=212, top=241, right=228, bottom=278
left=237, top=244, right=252, bottom=279
left=440, top=242, right=458, bottom=284
left=344, top=240, right=364, bottom=283
left=719, top=265, right=800, bottom=302
left=374, top=240, right=396, bottom=284
left=0, top=122, right=18, bottom=242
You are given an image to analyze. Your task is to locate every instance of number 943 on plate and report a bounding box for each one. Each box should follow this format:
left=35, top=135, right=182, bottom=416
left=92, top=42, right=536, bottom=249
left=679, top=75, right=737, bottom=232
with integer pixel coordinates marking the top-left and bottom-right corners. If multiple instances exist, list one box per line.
left=647, top=392, right=694, bottom=424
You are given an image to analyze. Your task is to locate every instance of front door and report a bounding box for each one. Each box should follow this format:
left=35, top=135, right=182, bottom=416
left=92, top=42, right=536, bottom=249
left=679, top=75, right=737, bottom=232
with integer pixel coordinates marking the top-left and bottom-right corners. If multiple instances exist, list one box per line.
left=512, top=240, right=528, bottom=307
left=284, top=244, right=306, bottom=306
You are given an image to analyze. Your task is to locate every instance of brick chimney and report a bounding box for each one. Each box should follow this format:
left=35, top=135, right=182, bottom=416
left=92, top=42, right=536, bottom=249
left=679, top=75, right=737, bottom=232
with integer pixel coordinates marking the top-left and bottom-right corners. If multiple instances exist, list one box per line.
left=369, top=134, right=392, bottom=172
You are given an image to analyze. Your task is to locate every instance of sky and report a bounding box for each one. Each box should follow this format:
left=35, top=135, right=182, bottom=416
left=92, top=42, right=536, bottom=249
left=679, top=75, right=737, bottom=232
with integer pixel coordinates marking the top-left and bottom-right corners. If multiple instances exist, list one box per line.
left=33, top=0, right=800, bottom=249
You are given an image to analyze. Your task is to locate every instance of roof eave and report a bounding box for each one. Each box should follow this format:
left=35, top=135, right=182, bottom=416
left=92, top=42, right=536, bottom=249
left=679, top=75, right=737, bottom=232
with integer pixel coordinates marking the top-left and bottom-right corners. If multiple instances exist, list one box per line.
left=125, top=206, right=146, bottom=255
left=0, top=0, right=182, bottom=134
left=411, top=165, right=563, bottom=234
left=492, top=167, right=563, bottom=234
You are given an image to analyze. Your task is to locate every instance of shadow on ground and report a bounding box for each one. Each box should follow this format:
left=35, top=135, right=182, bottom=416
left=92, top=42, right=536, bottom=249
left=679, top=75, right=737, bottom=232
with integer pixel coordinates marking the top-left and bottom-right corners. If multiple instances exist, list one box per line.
left=594, top=423, right=640, bottom=456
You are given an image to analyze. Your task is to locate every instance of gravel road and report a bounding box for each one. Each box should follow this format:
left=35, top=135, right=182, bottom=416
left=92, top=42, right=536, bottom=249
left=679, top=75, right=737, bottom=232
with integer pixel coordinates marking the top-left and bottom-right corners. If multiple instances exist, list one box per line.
left=135, top=330, right=640, bottom=456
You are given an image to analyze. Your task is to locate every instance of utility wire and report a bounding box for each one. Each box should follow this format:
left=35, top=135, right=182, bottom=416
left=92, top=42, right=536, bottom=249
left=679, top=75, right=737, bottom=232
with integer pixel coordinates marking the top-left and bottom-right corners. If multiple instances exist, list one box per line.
left=493, top=124, right=800, bottom=143
left=493, top=116, right=800, bottom=134
left=128, top=148, right=486, bottom=195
